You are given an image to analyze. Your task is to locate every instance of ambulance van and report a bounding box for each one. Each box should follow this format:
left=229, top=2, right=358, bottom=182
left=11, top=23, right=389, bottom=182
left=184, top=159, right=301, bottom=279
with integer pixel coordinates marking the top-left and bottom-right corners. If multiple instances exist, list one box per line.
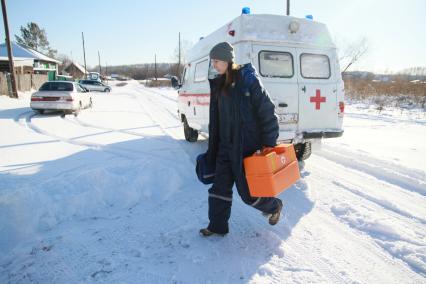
left=177, top=12, right=344, bottom=160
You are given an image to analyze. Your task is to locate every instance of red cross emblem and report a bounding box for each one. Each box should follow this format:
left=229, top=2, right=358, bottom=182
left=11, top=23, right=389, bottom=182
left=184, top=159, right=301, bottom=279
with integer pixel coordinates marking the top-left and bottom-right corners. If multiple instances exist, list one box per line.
left=310, top=89, right=326, bottom=110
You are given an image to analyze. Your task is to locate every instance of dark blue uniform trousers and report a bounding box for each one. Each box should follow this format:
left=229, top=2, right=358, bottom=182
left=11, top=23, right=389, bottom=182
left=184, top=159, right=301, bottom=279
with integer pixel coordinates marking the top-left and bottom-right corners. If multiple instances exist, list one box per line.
left=207, top=146, right=282, bottom=234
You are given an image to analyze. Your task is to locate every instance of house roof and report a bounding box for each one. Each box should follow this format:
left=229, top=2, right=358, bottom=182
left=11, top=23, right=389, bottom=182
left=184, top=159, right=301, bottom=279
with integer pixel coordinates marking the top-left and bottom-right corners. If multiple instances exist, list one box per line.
left=63, top=61, right=88, bottom=74
left=0, top=42, right=61, bottom=64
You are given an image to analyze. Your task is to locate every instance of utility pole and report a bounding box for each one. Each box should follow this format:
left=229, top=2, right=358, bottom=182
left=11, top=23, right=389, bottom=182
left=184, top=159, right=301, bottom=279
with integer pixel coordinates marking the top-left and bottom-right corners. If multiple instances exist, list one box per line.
left=1, top=0, right=18, bottom=98
left=154, top=54, right=158, bottom=80
left=82, top=32, right=87, bottom=79
left=178, top=32, right=181, bottom=77
left=286, top=0, right=290, bottom=15
left=105, top=61, right=108, bottom=83
left=98, top=51, right=102, bottom=75
left=145, top=64, right=149, bottom=85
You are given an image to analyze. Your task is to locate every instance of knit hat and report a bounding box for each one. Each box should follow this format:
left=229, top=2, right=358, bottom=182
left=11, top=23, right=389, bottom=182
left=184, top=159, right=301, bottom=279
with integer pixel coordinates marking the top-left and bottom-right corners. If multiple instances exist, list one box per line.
left=209, top=42, right=235, bottom=62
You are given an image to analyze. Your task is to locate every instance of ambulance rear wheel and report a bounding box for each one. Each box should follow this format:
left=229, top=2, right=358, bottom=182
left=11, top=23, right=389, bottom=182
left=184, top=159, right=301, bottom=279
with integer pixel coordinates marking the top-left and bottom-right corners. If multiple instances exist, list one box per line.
left=295, top=142, right=312, bottom=161
left=183, top=117, right=198, bottom=142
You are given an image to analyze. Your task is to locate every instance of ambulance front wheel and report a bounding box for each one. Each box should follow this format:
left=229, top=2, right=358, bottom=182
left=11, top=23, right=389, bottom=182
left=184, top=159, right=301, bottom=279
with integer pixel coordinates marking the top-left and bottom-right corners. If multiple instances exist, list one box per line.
left=183, top=117, right=198, bottom=142
left=295, top=142, right=312, bottom=161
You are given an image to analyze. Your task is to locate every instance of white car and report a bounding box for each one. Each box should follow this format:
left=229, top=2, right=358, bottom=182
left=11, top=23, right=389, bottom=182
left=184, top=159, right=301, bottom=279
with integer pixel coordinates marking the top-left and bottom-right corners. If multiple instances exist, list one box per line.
left=79, top=80, right=111, bottom=92
left=30, top=81, right=92, bottom=115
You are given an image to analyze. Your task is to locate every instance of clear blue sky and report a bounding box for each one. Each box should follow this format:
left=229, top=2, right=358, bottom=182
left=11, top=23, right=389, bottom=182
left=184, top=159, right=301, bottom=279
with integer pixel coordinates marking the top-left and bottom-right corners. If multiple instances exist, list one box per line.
left=5, top=0, right=426, bottom=72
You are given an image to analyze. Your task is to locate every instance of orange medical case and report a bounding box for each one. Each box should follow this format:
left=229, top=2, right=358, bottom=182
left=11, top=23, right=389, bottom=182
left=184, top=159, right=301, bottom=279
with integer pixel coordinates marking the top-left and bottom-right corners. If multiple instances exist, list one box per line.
left=244, top=144, right=301, bottom=197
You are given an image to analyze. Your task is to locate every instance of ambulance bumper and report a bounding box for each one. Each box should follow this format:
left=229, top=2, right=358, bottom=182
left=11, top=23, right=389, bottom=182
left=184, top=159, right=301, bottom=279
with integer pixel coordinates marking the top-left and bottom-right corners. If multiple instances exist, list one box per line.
left=302, top=130, right=344, bottom=139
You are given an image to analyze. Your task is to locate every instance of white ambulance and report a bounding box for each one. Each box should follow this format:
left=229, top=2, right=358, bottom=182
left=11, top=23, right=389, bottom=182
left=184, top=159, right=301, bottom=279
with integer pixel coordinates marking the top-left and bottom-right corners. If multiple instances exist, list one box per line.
left=177, top=12, right=344, bottom=160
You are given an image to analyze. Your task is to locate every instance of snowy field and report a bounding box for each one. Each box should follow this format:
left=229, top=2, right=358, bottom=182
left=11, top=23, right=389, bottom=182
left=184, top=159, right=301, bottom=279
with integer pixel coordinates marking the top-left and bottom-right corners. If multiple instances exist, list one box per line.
left=0, top=80, right=425, bottom=283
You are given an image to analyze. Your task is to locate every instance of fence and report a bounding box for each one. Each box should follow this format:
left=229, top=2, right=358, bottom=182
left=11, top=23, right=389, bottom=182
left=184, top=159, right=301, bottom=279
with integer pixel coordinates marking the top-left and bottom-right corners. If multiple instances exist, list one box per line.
left=0, top=73, right=48, bottom=96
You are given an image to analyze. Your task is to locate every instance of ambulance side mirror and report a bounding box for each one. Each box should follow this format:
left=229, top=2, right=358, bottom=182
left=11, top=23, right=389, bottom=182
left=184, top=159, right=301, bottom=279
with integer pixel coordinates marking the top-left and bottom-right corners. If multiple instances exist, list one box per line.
left=171, top=76, right=180, bottom=89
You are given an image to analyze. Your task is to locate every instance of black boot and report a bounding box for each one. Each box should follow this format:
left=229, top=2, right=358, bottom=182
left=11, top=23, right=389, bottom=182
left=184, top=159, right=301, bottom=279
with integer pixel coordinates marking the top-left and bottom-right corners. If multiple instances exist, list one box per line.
left=268, top=200, right=283, bottom=225
left=199, top=228, right=227, bottom=237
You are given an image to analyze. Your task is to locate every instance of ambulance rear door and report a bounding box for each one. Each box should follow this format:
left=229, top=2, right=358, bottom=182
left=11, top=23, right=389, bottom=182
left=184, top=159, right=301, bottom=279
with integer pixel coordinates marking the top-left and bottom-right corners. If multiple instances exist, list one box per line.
left=252, top=44, right=299, bottom=140
left=296, top=49, right=339, bottom=132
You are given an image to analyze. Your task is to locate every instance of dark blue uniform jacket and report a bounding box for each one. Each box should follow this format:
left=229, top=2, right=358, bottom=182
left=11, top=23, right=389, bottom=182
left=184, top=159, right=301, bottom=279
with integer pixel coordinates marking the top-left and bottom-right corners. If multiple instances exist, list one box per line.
left=206, top=63, right=279, bottom=175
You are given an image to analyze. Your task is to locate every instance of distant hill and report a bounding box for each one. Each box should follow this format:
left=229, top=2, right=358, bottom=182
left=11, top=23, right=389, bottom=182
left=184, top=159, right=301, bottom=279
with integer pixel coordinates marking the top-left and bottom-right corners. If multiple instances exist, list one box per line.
left=89, top=63, right=180, bottom=80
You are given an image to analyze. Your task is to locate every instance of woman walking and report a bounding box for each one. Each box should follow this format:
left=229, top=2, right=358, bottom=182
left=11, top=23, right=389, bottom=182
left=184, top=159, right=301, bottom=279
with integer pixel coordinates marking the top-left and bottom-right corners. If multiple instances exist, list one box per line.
left=200, top=42, right=283, bottom=237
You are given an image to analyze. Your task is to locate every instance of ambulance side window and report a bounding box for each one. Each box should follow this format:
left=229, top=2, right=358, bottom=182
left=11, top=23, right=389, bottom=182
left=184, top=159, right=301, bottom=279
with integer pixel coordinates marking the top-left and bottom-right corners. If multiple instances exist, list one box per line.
left=194, top=59, right=209, bottom=82
left=300, top=53, right=330, bottom=79
left=258, top=51, right=294, bottom=78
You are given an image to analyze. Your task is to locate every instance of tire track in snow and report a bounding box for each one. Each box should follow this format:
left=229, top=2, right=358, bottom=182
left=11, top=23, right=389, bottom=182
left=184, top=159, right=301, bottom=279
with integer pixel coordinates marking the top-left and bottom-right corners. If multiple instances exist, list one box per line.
left=332, top=180, right=426, bottom=225
left=61, top=115, right=187, bottom=161
left=63, top=115, right=147, bottom=138
left=232, top=181, right=377, bottom=283
left=15, top=110, right=182, bottom=163
left=130, top=86, right=206, bottom=165
left=136, top=85, right=178, bottom=103
left=137, top=86, right=181, bottom=120
left=130, top=86, right=180, bottom=139
left=317, top=145, right=426, bottom=196
left=310, top=153, right=426, bottom=227
left=20, top=111, right=131, bottom=159
left=307, top=156, right=426, bottom=276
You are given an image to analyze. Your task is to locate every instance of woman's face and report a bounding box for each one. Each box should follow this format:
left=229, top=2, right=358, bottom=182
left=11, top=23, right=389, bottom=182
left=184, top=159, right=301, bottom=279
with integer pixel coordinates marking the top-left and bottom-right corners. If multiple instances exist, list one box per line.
left=212, top=59, right=228, bottom=75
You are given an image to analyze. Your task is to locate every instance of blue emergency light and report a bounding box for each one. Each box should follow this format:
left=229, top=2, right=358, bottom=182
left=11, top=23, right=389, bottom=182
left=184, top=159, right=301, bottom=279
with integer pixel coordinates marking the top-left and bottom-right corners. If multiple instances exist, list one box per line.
left=242, top=7, right=250, bottom=14
left=305, top=15, right=313, bottom=20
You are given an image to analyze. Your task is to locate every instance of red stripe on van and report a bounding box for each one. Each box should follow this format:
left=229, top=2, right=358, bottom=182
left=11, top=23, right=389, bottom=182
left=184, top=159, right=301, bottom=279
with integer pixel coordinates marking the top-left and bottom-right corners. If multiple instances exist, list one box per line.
left=195, top=101, right=210, bottom=106
left=179, top=93, right=210, bottom=106
left=179, top=93, right=210, bottom=97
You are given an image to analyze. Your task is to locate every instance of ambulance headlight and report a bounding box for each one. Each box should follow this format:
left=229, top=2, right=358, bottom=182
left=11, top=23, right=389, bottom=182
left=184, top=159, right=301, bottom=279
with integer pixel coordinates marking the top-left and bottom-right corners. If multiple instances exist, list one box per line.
left=289, top=20, right=300, bottom=33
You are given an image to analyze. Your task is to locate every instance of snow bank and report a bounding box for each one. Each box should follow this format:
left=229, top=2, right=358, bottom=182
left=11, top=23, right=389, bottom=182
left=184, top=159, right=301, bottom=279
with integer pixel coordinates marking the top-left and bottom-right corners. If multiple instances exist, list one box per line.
left=0, top=137, right=196, bottom=256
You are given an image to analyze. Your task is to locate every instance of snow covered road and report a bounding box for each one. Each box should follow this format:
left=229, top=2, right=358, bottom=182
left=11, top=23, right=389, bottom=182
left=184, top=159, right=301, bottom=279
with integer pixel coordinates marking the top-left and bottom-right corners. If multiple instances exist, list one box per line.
left=0, top=81, right=425, bottom=283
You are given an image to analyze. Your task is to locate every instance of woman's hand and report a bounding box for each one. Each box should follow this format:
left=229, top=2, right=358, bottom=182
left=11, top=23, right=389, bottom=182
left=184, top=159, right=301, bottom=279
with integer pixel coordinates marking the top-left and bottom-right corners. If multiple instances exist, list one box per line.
left=261, top=146, right=274, bottom=154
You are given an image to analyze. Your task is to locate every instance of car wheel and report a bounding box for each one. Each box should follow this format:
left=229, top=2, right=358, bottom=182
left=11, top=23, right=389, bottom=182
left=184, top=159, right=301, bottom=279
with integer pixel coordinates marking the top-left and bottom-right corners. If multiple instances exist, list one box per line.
left=105, top=88, right=111, bottom=93
left=89, top=98, right=93, bottom=108
left=183, top=116, right=198, bottom=142
left=63, top=110, right=72, bottom=117
left=294, top=142, right=312, bottom=161
left=74, top=101, right=82, bottom=117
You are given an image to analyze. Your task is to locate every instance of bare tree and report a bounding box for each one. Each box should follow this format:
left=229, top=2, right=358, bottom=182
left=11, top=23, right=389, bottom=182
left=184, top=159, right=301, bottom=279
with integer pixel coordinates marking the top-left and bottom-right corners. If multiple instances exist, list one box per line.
left=338, top=37, right=369, bottom=73
left=171, top=38, right=193, bottom=78
left=56, top=53, right=72, bottom=73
